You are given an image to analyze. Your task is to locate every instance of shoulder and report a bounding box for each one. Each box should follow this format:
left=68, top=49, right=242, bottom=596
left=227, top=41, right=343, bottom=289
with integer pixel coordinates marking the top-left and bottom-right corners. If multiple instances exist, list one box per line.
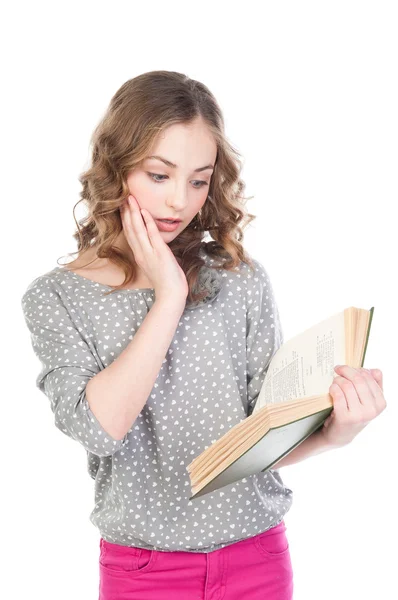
left=235, top=254, right=280, bottom=317
left=20, top=268, right=66, bottom=313
left=201, top=242, right=268, bottom=278
left=235, top=253, right=273, bottom=290
left=20, top=269, right=85, bottom=340
left=199, top=244, right=276, bottom=313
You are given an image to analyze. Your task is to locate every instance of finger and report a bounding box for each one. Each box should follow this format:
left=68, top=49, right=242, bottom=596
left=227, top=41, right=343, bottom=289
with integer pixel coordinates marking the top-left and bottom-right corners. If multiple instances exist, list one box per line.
left=356, top=368, right=385, bottom=413
left=335, top=365, right=382, bottom=396
left=360, top=368, right=383, bottom=398
left=140, top=208, right=167, bottom=250
left=334, top=366, right=375, bottom=409
left=329, top=383, right=350, bottom=414
left=370, top=368, right=383, bottom=391
left=127, top=196, right=154, bottom=253
left=332, top=376, right=364, bottom=416
left=120, top=199, right=142, bottom=257
left=366, top=368, right=385, bottom=411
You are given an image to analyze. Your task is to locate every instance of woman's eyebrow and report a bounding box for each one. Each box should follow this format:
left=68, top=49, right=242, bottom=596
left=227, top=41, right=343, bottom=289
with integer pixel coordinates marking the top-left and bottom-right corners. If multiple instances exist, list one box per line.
left=146, top=155, right=214, bottom=172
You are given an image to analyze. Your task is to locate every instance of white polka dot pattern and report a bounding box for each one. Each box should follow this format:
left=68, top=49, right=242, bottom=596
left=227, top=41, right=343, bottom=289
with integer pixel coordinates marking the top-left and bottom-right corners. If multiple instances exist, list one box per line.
left=20, top=243, right=293, bottom=552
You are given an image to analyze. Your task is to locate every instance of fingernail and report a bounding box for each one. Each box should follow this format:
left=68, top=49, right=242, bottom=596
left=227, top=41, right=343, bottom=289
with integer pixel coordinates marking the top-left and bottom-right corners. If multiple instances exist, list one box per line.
left=128, top=196, right=131, bottom=205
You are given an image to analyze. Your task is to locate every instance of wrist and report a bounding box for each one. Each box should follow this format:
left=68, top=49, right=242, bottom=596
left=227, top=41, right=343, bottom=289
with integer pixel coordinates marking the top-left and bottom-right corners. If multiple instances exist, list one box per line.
left=318, top=425, right=346, bottom=450
left=154, top=294, right=187, bottom=312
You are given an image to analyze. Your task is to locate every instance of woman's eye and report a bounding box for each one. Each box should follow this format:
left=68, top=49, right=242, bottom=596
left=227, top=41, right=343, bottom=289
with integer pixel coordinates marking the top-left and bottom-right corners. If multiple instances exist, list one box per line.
left=146, top=172, right=208, bottom=189
left=147, top=173, right=168, bottom=183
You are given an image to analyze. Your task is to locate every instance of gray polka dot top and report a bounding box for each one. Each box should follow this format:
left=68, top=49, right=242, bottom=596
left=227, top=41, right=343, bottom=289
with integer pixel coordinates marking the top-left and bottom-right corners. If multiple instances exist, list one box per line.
left=21, top=242, right=293, bottom=553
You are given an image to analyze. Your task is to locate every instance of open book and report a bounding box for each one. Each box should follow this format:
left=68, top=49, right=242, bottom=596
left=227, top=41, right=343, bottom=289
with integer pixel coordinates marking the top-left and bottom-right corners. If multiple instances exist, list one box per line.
left=187, top=306, right=374, bottom=500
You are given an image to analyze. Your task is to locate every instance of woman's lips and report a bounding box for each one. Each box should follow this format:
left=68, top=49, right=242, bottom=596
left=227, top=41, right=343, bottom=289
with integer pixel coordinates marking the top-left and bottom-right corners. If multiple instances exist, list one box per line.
left=155, top=219, right=181, bottom=232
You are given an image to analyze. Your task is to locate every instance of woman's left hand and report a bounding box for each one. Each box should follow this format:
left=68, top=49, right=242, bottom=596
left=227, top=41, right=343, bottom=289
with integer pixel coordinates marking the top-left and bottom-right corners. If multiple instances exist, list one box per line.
left=322, top=365, right=386, bottom=448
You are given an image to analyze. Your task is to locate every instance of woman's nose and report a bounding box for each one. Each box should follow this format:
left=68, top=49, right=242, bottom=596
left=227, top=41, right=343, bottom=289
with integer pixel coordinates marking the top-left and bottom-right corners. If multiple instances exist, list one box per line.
left=167, top=191, right=189, bottom=211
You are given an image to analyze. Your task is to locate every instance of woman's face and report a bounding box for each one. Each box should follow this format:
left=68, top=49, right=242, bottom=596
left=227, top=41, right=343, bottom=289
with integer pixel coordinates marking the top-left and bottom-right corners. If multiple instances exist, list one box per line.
left=126, top=118, right=217, bottom=241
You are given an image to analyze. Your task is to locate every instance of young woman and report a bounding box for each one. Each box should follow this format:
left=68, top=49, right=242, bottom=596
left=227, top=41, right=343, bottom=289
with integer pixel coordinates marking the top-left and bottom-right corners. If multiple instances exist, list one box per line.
left=21, top=71, right=385, bottom=600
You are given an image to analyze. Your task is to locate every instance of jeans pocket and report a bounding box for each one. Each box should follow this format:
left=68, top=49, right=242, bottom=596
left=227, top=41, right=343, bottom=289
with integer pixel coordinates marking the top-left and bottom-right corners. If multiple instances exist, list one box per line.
left=254, top=520, right=290, bottom=558
left=99, top=538, right=157, bottom=576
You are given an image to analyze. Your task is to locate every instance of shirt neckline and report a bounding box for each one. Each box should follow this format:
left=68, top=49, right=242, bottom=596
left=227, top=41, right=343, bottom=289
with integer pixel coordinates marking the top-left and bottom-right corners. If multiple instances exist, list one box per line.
left=53, top=242, right=225, bottom=309
left=55, top=266, right=155, bottom=293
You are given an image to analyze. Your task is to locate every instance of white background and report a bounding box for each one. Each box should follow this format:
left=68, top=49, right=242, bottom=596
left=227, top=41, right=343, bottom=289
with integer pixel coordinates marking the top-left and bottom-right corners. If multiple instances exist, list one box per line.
left=3, top=1, right=397, bottom=598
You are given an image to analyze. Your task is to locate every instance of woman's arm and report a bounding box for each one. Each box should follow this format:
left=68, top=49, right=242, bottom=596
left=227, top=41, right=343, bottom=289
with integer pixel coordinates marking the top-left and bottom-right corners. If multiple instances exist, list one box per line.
left=86, top=296, right=186, bottom=441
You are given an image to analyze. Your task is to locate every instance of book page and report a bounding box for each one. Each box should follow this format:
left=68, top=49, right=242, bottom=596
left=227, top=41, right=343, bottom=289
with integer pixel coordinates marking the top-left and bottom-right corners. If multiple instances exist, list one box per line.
left=253, top=309, right=346, bottom=413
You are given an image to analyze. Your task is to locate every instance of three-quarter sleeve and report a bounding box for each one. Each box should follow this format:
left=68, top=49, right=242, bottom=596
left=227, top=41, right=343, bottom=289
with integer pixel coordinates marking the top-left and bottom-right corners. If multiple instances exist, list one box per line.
left=21, top=281, right=129, bottom=457
left=245, top=259, right=284, bottom=415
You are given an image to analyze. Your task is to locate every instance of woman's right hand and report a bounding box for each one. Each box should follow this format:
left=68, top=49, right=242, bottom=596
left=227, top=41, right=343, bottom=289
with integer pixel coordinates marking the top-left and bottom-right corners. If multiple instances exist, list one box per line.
left=119, top=194, right=189, bottom=302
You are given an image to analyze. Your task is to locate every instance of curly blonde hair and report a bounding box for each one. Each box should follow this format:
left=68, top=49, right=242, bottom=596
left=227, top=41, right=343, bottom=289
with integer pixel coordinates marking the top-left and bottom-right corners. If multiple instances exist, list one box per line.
left=59, top=70, right=257, bottom=304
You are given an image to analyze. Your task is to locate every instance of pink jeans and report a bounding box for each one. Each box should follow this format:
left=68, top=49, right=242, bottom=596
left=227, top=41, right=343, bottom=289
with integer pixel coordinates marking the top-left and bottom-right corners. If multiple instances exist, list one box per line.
left=98, top=519, right=293, bottom=599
